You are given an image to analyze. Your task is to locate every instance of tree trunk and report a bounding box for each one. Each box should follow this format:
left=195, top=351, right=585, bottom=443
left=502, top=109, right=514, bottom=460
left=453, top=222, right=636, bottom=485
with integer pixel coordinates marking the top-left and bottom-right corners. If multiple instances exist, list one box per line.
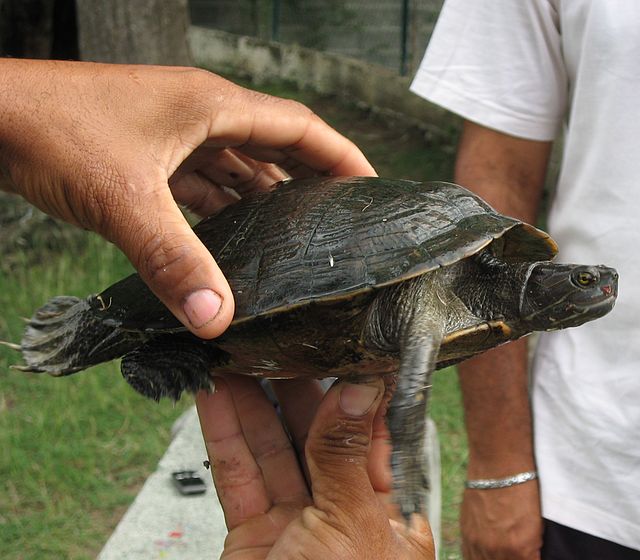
left=76, top=0, right=192, bottom=65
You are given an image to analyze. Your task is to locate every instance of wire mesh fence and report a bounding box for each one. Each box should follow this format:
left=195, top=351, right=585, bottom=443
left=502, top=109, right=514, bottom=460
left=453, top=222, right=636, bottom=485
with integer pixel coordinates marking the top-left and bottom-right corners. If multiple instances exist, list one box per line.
left=189, top=0, right=443, bottom=75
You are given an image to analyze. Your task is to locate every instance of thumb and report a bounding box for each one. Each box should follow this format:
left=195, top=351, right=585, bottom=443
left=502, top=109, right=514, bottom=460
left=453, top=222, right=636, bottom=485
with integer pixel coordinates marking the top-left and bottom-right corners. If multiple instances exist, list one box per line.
left=305, top=377, right=386, bottom=516
left=106, top=185, right=235, bottom=339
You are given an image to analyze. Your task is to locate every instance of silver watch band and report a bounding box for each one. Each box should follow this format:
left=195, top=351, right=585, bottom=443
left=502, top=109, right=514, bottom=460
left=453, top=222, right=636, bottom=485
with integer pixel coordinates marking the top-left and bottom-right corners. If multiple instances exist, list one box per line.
left=465, top=470, right=538, bottom=490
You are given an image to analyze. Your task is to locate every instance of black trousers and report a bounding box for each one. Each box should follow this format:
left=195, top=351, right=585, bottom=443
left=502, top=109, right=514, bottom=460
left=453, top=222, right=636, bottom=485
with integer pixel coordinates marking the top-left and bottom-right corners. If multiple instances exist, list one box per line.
left=543, top=519, right=640, bottom=560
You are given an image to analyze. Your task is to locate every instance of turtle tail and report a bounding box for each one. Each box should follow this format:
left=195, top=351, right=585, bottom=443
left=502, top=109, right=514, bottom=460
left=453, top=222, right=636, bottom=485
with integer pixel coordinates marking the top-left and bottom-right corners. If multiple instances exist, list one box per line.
left=13, top=295, right=146, bottom=376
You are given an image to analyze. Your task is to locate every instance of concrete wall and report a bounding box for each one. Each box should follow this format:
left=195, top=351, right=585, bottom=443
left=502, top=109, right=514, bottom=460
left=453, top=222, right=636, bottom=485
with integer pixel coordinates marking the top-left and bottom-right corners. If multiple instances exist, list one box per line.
left=189, top=0, right=444, bottom=75
left=188, top=25, right=458, bottom=139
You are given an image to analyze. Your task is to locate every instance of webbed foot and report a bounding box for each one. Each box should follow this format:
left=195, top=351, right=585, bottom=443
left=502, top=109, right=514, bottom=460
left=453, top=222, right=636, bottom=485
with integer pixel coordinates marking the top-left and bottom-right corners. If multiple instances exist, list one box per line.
left=121, top=334, right=229, bottom=401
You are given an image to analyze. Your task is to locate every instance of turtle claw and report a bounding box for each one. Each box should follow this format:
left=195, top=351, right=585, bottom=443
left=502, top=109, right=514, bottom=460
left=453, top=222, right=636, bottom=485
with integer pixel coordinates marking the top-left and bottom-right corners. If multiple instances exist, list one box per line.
left=392, top=450, right=431, bottom=522
left=0, top=341, right=22, bottom=351
left=10, top=364, right=35, bottom=372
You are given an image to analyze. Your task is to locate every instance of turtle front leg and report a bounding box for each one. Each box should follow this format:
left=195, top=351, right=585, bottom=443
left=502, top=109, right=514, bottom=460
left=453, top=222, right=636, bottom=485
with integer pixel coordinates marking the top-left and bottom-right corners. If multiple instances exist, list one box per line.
left=363, top=278, right=443, bottom=519
left=387, top=325, right=441, bottom=521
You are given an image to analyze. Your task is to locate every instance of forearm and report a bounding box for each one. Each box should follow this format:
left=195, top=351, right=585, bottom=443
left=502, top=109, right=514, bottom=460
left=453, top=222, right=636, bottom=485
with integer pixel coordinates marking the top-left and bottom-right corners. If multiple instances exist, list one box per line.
left=0, top=59, right=57, bottom=145
left=458, top=342, right=535, bottom=477
left=0, top=58, right=87, bottom=196
left=455, top=120, right=552, bottom=476
left=0, top=58, right=28, bottom=186
left=455, top=121, right=551, bottom=222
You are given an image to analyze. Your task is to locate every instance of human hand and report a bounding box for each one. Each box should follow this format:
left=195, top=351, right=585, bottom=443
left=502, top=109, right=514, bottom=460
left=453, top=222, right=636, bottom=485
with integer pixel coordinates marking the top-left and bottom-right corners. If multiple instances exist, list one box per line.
left=196, top=375, right=434, bottom=559
left=456, top=342, right=541, bottom=560
left=0, top=59, right=375, bottom=339
left=461, top=481, right=543, bottom=560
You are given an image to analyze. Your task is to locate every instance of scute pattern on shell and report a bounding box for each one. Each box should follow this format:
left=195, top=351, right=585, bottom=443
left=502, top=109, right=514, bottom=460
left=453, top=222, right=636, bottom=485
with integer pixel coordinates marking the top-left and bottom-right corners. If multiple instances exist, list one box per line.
left=196, top=177, right=557, bottom=319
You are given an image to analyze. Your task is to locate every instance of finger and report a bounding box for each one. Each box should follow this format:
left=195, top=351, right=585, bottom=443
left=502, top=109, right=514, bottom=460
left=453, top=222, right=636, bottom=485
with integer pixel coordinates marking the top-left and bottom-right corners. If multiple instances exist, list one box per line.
left=370, top=373, right=395, bottom=503
left=172, top=147, right=255, bottom=186
left=103, top=180, right=234, bottom=339
left=197, top=149, right=287, bottom=191
left=196, top=379, right=270, bottom=530
left=305, top=377, right=387, bottom=520
left=230, top=147, right=323, bottom=180
left=282, top=117, right=377, bottom=177
left=227, top=376, right=310, bottom=506
left=170, top=172, right=241, bottom=217
left=227, top=164, right=288, bottom=193
left=173, top=147, right=286, bottom=191
left=171, top=151, right=287, bottom=216
left=204, top=83, right=377, bottom=177
left=247, top=114, right=377, bottom=177
left=370, top=409, right=401, bottom=521
left=369, top=408, right=393, bottom=493
left=270, top=378, right=326, bottom=479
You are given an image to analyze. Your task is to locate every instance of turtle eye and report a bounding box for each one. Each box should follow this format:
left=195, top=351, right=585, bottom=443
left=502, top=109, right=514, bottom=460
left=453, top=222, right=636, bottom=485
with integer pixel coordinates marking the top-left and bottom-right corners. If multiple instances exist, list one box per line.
left=572, top=270, right=597, bottom=287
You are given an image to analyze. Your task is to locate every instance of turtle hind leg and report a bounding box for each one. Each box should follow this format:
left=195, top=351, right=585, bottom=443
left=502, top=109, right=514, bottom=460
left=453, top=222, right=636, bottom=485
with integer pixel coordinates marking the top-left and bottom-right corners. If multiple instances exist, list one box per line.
left=120, top=336, right=229, bottom=402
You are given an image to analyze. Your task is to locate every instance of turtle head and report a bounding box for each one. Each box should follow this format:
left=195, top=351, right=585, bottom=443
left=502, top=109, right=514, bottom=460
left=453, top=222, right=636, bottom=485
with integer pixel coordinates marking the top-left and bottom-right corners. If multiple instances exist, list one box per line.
left=519, top=262, right=618, bottom=331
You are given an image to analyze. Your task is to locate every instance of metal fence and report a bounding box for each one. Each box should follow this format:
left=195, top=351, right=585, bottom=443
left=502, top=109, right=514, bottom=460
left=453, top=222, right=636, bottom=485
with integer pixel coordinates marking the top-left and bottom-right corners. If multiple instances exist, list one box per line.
left=189, top=0, right=443, bottom=75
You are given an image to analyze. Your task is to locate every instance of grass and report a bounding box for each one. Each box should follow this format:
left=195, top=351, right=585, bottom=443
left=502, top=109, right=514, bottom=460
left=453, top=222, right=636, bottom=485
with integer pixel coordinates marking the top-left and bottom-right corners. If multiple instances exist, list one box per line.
left=431, top=370, right=466, bottom=558
left=0, top=236, right=191, bottom=559
left=0, top=82, right=467, bottom=558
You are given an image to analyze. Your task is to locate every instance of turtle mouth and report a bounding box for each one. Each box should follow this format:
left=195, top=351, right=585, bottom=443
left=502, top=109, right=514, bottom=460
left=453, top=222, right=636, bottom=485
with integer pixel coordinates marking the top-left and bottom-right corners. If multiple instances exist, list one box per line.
left=545, top=284, right=617, bottom=328
left=600, top=284, right=614, bottom=296
left=562, top=293, right=616, bottom=321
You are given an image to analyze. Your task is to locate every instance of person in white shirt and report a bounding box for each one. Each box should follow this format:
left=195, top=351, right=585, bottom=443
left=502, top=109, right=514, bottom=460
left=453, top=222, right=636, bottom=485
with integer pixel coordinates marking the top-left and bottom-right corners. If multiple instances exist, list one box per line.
left=411, top=1, right=640, bottom=558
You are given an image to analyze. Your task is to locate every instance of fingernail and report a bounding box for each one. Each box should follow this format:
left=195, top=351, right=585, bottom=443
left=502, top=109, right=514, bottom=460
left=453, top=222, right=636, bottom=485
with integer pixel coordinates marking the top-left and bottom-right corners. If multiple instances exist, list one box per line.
left=266, top=167, right=288, bottom=183
left=339, top=382, right=380, bottom=417
left=183, top=289, right=222, bottom=329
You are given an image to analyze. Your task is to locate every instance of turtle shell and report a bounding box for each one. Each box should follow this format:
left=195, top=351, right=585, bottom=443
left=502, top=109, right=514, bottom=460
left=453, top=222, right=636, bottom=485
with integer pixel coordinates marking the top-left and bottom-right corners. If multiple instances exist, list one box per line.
left=98, top=177, right=557, bottom=331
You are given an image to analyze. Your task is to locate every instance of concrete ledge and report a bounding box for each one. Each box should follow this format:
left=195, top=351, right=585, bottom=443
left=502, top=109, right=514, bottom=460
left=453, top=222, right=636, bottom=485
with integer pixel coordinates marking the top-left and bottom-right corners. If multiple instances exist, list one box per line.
left=188, top=26, right=458, bottom=139
left=426, top=418, right=442, bottom=557
left=98, top=407, right=226, bottom=559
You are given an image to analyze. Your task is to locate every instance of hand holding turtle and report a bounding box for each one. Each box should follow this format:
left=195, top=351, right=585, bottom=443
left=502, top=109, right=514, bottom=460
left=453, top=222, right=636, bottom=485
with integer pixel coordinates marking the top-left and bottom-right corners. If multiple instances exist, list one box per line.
left=0, top=58, right=375, bottom=340
left=196, top=375, right=435, bottom=559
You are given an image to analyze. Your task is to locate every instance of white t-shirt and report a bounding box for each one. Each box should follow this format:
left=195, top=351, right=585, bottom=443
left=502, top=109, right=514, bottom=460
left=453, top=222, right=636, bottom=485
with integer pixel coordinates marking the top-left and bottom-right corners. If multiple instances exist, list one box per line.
left=411, top=0, right=640, bottom=550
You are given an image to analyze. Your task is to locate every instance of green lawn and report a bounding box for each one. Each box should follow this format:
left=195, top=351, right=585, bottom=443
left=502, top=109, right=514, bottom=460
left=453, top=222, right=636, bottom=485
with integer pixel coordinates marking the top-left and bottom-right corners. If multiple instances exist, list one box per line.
left=0, top=235, right=193, bottom=559
left=0, top=83, right=466, bottom=559
left=431, top=371, right=466, bottom=559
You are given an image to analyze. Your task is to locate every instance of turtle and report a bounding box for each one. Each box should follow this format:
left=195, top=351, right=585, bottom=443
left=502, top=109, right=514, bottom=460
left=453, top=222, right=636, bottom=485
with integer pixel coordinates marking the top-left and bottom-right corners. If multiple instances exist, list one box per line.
left=9, top=177, right=618, bottom=519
